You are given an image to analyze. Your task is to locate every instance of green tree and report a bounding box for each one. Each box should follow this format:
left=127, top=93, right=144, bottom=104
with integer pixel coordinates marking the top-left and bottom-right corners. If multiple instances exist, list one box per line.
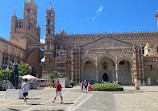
left=17, top=62, right=31, bottom=76
left=0, top=70, right=12, bottom=80
left=50, top=71, right=59, bottom=81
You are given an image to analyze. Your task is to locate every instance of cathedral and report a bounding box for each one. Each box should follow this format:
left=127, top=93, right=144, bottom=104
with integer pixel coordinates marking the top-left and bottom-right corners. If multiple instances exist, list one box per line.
left=43, top=2, right=158, bottom=85
left=1, top=0, right=158, bottom=85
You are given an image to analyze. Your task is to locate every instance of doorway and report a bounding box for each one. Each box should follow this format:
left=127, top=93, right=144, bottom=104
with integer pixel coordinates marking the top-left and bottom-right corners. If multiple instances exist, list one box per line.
left=103, top=73, right=108, bottom=82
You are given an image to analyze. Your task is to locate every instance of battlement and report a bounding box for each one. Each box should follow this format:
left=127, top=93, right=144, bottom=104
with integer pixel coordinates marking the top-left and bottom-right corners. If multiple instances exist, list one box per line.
left=55, top=31, right=158, bottom=40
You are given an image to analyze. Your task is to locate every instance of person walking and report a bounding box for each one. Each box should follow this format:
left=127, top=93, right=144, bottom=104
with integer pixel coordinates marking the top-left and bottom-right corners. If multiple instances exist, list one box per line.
left=21, top=79, right=30, bottom=105
left=80, top=81, right=84, bottom=92
left=52, top=81, right=63, bottom=103
left=88, top=81, right=92, bottom=92
left=84, top=80, right=88, bottom=93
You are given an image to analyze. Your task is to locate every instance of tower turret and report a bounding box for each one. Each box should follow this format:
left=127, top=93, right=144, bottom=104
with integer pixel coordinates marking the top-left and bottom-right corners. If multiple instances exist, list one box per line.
left=155, top=10, right=158, bottom=30
left=11, top=11, right=17, bottom=33
left=23, top=0, right=37, bottom=29
left=46, top=3, right=55, bottom=37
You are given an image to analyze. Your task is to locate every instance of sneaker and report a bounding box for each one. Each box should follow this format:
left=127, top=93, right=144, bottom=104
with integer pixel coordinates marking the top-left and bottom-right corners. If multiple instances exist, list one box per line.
left=60, top=102, right=63, bottom=104
left=52, top=101, right=54, bottom=103
left=23, top=102, right=27, bottom=105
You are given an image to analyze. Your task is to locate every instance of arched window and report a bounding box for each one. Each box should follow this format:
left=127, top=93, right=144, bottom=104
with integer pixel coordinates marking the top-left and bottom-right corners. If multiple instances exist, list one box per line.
left=150, top=65, right=153, bottom=70
left=47, top=41, right=50, bottom=50
left=48, top=19, right=51, bottom=25
left=156, top=46, right=158, bottom=53
left=85, top=61, right=92, bottom=67
left=27, top=9, right=30, bottom=13
left=142, top=47, right=144, bottom=54
left=48, top=29, right=51, bottom=34
left=119, top=61, right=125, bottom=65
left=19, top=23, right=21, bottom=28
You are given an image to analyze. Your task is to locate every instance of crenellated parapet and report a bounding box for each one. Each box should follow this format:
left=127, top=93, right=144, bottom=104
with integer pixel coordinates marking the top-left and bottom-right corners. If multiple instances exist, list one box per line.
left=55, top=31, right=158, bottom=40
left=54, top=30, right=158, bottom=48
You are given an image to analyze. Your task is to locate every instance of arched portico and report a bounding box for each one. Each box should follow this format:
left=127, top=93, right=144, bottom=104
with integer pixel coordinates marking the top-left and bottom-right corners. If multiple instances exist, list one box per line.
left=83, top=58, right=96, bottom=84
left=118, top=59, right=132, bottom=85
left=97, top=56, right=115, bottom=83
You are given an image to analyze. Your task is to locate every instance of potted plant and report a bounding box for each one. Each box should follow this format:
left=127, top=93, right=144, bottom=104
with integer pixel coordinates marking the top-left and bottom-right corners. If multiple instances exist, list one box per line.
left=131, top=82, right=134, bottom=86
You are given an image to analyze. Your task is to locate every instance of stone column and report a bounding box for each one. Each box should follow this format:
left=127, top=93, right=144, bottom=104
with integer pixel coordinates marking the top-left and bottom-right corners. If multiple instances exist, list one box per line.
left=78, top=49, right=81, bottom=82
left=96, top=70, right=99, bottom=82
left=115, top=55, right=119, bottom=84
left=0, top=52, right=2, bottom=70
left=71, top=51, right=74, bottom=82
left=132, top=47, right=138, bottom=81
left=115, top=69, right=119, bottom=84
left=131, top=71, right=134, bottom=82
left=95, top=55, right=98, bottom=83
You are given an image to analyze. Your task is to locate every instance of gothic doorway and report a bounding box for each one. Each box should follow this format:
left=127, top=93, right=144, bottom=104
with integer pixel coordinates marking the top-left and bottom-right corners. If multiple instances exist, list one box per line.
left=98, top=56, right=115, bottom=82
left=103, top=73, right=108, bottom=82
left=118, top=59, right=132, bottom=85
left=83, top=60, right=96, bottom=84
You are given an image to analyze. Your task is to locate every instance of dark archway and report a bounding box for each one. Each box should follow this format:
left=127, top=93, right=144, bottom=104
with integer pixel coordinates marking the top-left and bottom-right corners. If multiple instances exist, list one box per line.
left=103, top=73, right=108, bottom=82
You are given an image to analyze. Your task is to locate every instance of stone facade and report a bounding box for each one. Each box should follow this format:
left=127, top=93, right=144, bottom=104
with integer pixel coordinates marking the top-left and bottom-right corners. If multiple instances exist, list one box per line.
left=1, top=0, right=158, bottom=85
left=0, top=0, right=43, bottom=77
left=0, top=37, right=25, bottom=70
left=43, top=4, right=158, bottom=85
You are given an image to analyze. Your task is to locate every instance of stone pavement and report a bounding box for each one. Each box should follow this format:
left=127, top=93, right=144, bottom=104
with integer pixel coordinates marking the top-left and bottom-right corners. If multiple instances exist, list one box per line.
left=0, top=86, right=158, bottom=111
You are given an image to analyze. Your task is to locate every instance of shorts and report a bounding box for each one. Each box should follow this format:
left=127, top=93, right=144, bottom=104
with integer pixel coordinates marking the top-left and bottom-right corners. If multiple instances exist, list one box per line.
left=55, top=91, right=62, bottom=97
left=23, top=92, right=28, bottom=97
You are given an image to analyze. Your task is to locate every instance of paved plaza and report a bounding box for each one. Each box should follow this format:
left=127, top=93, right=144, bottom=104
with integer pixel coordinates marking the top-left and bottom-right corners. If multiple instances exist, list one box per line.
left=0, top=86, right=158, bottom=111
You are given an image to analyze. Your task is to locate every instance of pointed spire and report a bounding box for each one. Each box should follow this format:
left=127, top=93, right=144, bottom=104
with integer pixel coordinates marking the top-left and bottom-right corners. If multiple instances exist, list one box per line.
left=50, top=3, right=52, bottom=10
left=62, top=27, right=64, bottom=32
left=13, top=10, right=16, bottom=16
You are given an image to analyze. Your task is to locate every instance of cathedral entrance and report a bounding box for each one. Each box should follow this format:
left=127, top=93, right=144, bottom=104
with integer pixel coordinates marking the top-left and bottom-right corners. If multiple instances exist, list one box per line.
left=118, top=60, right=132, bottom=85
left=83, top=59, right=96, bottom=84
left=98, top=56, right=115, bottom=83
left=102, top=73, right=108, bottom=82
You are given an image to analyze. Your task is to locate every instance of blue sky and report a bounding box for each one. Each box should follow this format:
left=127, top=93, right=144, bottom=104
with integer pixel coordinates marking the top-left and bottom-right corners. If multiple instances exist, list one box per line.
left=0, top=0, right=158, bottom=42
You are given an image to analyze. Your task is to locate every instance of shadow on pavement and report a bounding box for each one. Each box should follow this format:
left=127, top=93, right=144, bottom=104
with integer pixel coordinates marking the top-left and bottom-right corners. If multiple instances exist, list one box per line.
left=28, top=98, right=41, bottom=100
left=8, top=108, right=20, bottom=111
left=29, top=103, right=44, bottom=105
left=33, top=110, right=65, bottom=111
left=62, top=102, right=74, bottom=104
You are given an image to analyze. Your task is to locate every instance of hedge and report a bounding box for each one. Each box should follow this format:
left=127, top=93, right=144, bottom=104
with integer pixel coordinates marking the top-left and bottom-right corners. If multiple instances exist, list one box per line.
left=91, top=83, right=123, bottom=91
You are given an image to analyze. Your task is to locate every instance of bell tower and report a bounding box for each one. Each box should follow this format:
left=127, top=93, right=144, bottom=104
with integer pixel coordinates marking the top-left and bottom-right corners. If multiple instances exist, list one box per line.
left=44, top=3, right=55, bottom=63
left=23, top=0, right=37, bottom=28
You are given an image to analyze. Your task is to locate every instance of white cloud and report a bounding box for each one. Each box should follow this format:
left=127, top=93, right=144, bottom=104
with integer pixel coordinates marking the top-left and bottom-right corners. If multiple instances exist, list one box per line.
left=40, top=39, right=45, bottom=43
left=91, top=16, right=96, bottom=21
left=98, top=6, right=104, bottom=12
left=86, top=6, right=104, bottom=22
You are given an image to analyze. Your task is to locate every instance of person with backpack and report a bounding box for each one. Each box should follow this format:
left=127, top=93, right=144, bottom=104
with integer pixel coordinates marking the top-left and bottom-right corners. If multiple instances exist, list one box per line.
left=52, top=81, right=63, bottom=103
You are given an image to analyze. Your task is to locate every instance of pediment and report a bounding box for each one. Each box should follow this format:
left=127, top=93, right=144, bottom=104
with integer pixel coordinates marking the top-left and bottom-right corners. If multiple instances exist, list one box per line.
left=81, top=37, right=132, bottom=52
